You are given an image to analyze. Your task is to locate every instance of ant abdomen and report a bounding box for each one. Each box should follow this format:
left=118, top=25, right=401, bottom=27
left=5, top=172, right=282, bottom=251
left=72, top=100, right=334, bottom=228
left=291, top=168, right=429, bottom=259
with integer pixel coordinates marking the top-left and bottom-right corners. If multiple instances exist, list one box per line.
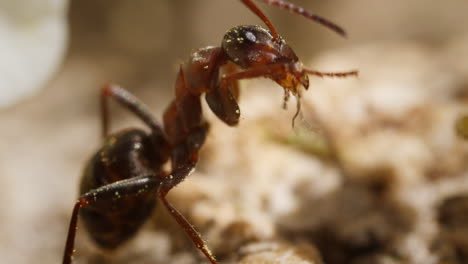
left=222, top=25, right=298, bottom=69
left=79, top=129, right=160, bottom=249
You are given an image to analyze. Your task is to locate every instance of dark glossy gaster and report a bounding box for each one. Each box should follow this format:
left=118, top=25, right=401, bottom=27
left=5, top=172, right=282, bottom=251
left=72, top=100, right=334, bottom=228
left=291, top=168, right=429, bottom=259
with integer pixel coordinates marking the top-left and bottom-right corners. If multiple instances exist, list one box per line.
left=62, top=1, right=357, bottom=264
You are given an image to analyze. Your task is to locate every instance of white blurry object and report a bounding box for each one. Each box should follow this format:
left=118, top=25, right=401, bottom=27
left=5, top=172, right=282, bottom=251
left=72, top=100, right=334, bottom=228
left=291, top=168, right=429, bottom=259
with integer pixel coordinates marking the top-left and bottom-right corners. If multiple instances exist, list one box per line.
left=0, top=0, right=68, bottom=108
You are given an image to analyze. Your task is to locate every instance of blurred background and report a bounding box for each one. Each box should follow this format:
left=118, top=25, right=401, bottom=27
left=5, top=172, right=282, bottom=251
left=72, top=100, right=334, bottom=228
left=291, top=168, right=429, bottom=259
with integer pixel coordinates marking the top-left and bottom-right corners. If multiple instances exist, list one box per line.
left=1, top=0, right=468, bottom=263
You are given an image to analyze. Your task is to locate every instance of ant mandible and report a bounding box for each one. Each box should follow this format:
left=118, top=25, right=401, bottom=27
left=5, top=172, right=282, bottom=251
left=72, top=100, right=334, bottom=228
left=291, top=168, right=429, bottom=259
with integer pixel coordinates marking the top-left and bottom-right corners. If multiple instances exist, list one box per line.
left=62, top=0, right=357, bottom=263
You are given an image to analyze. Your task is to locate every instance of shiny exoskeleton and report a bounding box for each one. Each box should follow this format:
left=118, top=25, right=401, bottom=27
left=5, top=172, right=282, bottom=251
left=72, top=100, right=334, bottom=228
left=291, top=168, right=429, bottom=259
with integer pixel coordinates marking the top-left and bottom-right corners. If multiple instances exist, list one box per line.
left=62, top=1, right=357, bottom=264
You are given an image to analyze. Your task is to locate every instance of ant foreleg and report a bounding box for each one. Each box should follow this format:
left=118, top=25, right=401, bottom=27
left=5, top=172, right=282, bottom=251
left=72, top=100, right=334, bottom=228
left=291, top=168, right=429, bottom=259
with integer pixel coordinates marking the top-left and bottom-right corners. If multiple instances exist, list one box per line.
left=62, top=175, right=163, bottom=264
left=205, top=63, right=289, bottom=125
left=221, top=62, right=240, bottom=100
left=206, top=63, right=243, bottom=126
left=222, top=63, right=287, bottom=84
left=100, top=84, right=166, bottom=138
left=197, top=62, right=297, bottom=127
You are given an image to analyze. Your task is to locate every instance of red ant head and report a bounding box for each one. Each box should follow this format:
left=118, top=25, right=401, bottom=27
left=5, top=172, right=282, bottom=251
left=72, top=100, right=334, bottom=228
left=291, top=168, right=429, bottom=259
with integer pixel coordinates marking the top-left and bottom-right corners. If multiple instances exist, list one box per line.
left=222, top=25, right=310, bottom=96
left=223, top=25, right=298, bottom=68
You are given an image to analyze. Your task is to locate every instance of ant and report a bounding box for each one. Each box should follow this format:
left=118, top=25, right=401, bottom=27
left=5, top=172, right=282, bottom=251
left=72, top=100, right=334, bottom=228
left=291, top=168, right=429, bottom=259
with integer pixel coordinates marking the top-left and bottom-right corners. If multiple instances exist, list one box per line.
left=62, top=0, right=357, bottom=263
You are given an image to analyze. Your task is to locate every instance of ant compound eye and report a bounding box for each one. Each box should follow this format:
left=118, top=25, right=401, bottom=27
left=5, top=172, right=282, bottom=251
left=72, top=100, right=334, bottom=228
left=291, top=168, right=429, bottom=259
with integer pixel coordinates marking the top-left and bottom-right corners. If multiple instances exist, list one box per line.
left=244, top=31, right=257, bottom=42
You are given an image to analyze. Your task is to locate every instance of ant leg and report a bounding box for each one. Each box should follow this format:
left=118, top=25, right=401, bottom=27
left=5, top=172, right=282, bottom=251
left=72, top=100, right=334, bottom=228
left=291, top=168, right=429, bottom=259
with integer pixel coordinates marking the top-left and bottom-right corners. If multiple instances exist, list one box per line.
left=206, top=63, right=288, bottom=125
left=206, top=63, right=242, bottom=126
left=221, top=62, right=240, bottom=100
left=63, top=202, right=80, bottom=264
left=158, top=162, right=218, bottom=264
left=159, top=194, right=217, bottom=264
left=100, top=87, right=111, bottom=138
left=62, top=175, right=164, bottom=264
left=100, top=84, right=166, bottom=138
left=221, top=63, right=287, bottom=85
left=304, top=69, right=358, bottom=78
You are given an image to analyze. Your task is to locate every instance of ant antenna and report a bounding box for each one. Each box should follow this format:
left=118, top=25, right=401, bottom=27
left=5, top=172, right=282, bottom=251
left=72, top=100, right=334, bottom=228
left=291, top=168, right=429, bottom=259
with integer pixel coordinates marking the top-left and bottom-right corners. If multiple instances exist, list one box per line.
left=241, top=0, right=280, bottom=39
left=304, top=69, right=359, bottom=78
left=242, top=0, right=347, bottom=38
